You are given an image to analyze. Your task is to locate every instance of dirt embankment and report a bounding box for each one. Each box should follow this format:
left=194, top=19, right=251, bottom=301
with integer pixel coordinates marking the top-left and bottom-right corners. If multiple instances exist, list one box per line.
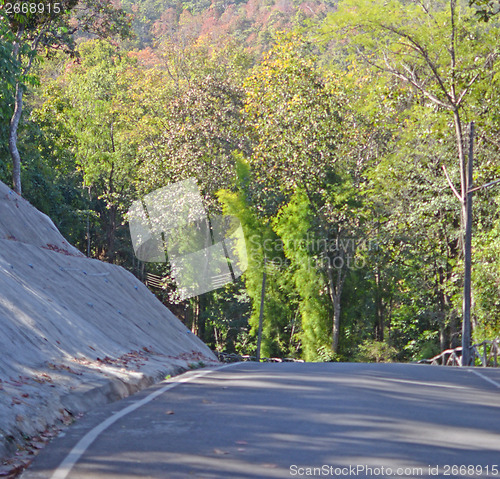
left=0, top=181, right=217, bottom=470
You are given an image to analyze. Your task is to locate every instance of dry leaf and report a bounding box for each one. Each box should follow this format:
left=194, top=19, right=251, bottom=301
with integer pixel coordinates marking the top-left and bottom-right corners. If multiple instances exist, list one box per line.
left=213, top=449, right=229, bottom=455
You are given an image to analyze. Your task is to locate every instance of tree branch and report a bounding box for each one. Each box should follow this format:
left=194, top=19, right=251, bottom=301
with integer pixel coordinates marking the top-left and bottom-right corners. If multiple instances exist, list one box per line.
left=415, top=0, right=440, bottom=27
left=357, top=45, right=451, bottom=109
left=450, top=0, right=457, bottom=103
left=376, top=22, right=454, bottom=105
left=374, top=53, right=452, bottom=109
left=468, top=178, right=500, bottom=193
left=456, top=52, right=498, bottom=107
left=480, top=132, right=500, bottom=150
left=442, top=164, right=462, bottom=202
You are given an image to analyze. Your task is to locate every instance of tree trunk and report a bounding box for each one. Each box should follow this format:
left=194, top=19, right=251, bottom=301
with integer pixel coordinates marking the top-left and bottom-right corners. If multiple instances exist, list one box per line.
left=461, top=123, right=474, bottom=366
left=332, top=291, right=341, bottom=354
left=326, top=249, right=347, bottom=355
left=198, top=294, right=206, bottom=340
left=106, top=204, right=117, bottom=262
left=374, top=266, right=384, bottom=341
left=8, top=82, right=23, bottom=195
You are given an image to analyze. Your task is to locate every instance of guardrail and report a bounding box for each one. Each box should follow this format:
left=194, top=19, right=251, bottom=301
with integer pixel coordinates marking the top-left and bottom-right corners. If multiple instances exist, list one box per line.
left=420, top=347, right=463, bottom=366
left=420, top=338, right=499, bottom=367
left=471, top=339, right=499, bottom=367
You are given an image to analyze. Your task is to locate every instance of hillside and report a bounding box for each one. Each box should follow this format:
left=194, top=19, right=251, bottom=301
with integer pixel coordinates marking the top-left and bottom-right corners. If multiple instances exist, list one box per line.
left=121, top=0, right=336, bottom=50
left=0, top=180, right=217, bottom=464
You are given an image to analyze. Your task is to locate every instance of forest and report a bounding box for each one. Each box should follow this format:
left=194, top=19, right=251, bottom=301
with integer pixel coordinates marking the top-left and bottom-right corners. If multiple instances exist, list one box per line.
left=1, top=0, right=500, bottom=362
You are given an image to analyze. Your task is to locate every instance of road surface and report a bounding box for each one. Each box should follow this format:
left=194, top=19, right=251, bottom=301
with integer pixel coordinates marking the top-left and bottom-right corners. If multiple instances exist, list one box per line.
left=21, top=362, right=500, bottom=479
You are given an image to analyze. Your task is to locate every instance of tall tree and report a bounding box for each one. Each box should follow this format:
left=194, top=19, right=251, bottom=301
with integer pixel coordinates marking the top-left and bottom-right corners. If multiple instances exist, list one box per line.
left=219, top=158, right=300, bottom=359
left=243, top=33, right=366, bottom=357
left=48, top=40, right=140, bottom=261
left=324, top=0, right=500, bottom=355
left=0, top=11, right=19, bottom=176
left=1, top=0, right=130, bottom=195
left=136, top=39, right=252, bottom=210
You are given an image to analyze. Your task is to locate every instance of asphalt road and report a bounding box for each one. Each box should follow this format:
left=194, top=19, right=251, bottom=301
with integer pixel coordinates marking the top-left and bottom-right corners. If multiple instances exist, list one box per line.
left=21, top=362, right=500, bottom=479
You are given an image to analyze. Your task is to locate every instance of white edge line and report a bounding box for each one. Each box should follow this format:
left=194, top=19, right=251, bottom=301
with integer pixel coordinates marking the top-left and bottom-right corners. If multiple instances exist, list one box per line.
left=380, top=377, right=468, bottom=390
left=50, top=362, right=239, bottom=479
left=468, top=369, right=500, bottom=389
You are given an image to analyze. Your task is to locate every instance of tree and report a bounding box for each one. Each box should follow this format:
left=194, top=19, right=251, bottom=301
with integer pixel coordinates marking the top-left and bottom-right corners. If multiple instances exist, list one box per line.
left=0, top=11, right=19, bottom=177
left=1, top=0, right=130, bottom=195
left=43, top=40, right=140, bottom=261
left=243, top=33, right=368, bottom=357
left=123, top=41, right=253, bottom=339
left=324, top=0, right=500, bottom=360
left=325, top=0, right=500, bottom=210
left=218, top=158, right=301, bottom=358
left=136, top=40, right=251, bottom=210
left=469, top=0, right=500, bottom=21
left=273, top=191, right=332, bottom=360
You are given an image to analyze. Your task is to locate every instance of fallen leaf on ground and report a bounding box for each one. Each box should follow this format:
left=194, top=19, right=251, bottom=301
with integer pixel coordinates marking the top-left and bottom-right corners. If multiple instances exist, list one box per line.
left=29, top=441, right=45, bottom=450
left=213, top=449, right=229, bottom=455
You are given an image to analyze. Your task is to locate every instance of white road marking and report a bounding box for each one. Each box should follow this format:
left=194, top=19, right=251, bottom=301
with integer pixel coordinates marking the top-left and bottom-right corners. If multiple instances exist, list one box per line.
left=379, top=377, right=470, bottom=389
left=50, top=362, right=238, bottom=479
left=468, top=369, right=500, bottom=389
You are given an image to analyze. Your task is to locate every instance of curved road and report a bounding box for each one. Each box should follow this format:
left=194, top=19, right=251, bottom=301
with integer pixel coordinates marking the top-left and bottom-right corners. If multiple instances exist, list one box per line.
left=21, top=363, right=500, bottom=479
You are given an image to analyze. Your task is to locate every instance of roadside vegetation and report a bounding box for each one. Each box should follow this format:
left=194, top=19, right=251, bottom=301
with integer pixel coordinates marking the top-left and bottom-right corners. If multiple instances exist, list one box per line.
left=1, top=0, right=500, bottom=361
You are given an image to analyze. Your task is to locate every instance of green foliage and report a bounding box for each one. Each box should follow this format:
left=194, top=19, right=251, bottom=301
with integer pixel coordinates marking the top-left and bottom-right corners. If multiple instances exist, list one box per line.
left=274, top=191, right=331, bottom=361
left=135, top=41, right=252, bottom=216
left=469, top=0, right=500, bottom=21
left=356, top=339, right=397, bottom=363
left=324, top=0, right=500, bottom=118
left=244, top=32, right=342, bottom=214
left=35, top=40, right=141, bottom=260
left=218, top=156, right=300, bottom=358
left=322, top=0, right=500, bottom=357
left=473, top=201, right=500, bottom=340
left=316, top=345, right=337, bottom=362
left=0, top=12, right=18, bottom=130
left=15, top=113, right=89, bottom=247
left=6, top=0, right=500, bottom=361
left=242, top=33, right=380, bottom=359
left=65, top=40, right=138, bottom=184
left=403, top=330, right=441, bottom=362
